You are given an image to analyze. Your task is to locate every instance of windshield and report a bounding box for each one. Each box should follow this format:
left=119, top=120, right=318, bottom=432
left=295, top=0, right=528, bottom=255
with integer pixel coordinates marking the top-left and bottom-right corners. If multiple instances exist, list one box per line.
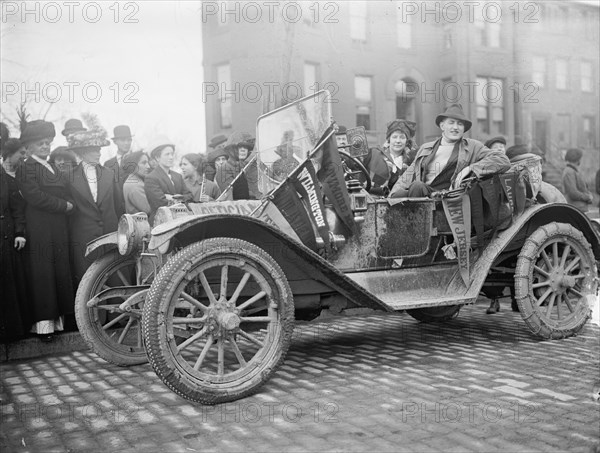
left=256, top=90, right=333, bottom=196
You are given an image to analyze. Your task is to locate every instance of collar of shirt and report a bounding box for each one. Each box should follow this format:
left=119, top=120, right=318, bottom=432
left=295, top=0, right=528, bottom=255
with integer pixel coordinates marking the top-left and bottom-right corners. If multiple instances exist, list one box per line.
left=31, top=154, right=55, bottom=174
left=81, top=162, right=98, bottom=202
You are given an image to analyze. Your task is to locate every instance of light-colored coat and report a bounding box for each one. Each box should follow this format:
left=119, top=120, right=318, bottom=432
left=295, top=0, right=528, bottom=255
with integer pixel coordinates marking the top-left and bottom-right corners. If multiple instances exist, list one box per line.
left=389, top=137, right=511, bottom=197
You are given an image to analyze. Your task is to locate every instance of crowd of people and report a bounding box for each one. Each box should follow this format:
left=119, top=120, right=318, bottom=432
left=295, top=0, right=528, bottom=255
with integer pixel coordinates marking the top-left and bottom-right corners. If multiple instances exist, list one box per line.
left=1, top=105, right=598, bottom=343
left=0, top=117, right=257, bottom=343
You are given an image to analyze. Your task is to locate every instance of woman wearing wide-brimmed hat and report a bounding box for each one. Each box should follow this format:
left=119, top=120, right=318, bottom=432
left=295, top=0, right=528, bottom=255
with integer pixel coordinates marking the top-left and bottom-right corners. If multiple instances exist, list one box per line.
left=66, top=124, right=121, bottom=286
left=16, top=120, right=75, bottom=341
left=364, top=119, right=418, bottom=196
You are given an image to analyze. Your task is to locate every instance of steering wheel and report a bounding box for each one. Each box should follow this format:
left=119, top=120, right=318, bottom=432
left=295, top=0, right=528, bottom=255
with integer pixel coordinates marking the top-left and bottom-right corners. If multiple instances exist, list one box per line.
left=339, top=150, right=372, bottom=192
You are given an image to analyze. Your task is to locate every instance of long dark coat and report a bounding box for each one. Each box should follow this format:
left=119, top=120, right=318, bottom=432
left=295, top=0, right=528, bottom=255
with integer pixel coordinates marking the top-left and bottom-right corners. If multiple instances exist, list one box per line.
left=16, top=158, right=75, bottom=322
left=0, top=167, right=31, bottom=340
left=104, top=155, right=126, bottom=216
left=68, top=164, right=120, bottom=285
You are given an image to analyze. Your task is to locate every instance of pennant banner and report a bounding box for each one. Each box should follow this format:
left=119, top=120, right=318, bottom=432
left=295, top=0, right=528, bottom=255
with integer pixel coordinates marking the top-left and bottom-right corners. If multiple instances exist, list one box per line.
left=271, top=179, right=318, bottom=251
left=291, top=161, right=330, bottom=249
left=317, top=133, right=356, bottom=234
left=442, top=193, right=471, bottom=286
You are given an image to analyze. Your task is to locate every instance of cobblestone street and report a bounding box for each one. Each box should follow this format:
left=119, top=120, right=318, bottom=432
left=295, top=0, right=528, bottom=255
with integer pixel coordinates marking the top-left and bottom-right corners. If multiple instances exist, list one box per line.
left=1, top=303, right=599, bottom=453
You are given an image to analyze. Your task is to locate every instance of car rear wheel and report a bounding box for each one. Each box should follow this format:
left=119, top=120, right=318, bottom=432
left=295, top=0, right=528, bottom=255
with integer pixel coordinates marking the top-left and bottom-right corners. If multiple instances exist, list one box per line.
left=514, top=222, right=596, bottom=339
left=142, top=238, right=294, bottom=405
left=406, top=305, right=461, bottom=323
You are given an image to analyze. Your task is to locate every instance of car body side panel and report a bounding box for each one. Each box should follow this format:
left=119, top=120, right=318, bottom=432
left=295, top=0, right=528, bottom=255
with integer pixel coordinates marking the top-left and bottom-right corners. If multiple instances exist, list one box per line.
left=162, top=214, right=395, bottom=312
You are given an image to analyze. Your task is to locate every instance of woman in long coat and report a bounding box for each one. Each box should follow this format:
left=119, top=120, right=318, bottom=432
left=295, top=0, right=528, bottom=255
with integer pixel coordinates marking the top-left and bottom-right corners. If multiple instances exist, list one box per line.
left=66, top=127, right=120, bottom=286
left=0, top=140, right=30, bottom=341
left=16, top=121, right=75, bottom=340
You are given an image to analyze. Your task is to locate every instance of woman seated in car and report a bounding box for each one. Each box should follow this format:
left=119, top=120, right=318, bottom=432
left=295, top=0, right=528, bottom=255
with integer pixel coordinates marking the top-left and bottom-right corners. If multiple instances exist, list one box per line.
left=363, top=119, right=417, bottom=196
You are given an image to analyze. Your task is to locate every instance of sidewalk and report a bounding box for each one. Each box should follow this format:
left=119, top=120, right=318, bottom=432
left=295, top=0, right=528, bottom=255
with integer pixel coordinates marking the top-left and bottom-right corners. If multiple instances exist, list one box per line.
left=0, top=332, right=87, bottom=363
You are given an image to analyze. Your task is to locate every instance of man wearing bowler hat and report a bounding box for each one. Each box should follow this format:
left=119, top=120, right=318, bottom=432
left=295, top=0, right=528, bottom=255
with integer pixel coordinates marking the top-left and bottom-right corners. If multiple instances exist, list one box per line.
left=390, top=104, right=510, bottom=197
left=61, top=119, right=87, bottom=138
left=208, top=134, right=227, bottom=151
left=105, top=125, right=133, bottom=186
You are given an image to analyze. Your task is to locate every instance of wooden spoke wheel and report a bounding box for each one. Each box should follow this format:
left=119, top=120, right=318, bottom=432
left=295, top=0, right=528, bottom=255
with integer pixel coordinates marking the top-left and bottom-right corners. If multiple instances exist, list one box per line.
left=515, top=222, right=596, bottom=339
left=142, top=238, right=294, bottom=405
left=75, top=250, right=149, bottom=366
left=407, top=305, right=461, bottom=323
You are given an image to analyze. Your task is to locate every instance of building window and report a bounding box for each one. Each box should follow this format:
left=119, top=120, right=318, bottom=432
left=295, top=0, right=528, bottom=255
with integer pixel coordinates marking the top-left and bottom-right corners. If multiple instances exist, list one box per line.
left=476, top=76, right=504, bottom=135
left=304, top=63, right=318, bottom=97
left=581, top=61, right=593, bottom=93
left=532, top=57, right=546, bottom=88
left=355, top=76, right=372, bottom=130
left=349, top=2, right=367, bottom=41
left=555, top=59, right=569, bottom=90
left=474, top=4, right=501, bottom=47
left=582, top=116, right=596, bottom=148
left=397, top=8, right=412, bottom=48
left=217, top=64, right=232, bottom=129
left=556, top=114, right=571, bottom=146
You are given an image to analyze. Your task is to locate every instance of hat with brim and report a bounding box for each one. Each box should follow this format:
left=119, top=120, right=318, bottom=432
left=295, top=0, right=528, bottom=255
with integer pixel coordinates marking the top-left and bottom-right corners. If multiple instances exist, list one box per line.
left=112, top=125, right=133, bottom=140
left=484, top=136, right=506, bottom=149
left=225, top=131, right=254, bottom=148
left=67, top=128, right=110, bottom=154
left=62, top=119, right=87, bottom=137
left=207, top=148, right=228, bottom=162
left=146, top=136, right=175, bottom=160
left=386, top=119, right=417, bottom=140
left=336, top=125, right=347, bottom=135
left=208, top=134, right=227, bottom=149
left=20, top=120, right=56, bottom=146
left=435, top=104, right=472, bottom=132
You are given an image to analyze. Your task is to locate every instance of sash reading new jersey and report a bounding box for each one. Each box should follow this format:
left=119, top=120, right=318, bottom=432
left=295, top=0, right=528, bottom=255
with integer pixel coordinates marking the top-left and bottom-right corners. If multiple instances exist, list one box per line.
left=442, top=193, right=471, bottom=286
left=291, top=162, right=330, bottom=248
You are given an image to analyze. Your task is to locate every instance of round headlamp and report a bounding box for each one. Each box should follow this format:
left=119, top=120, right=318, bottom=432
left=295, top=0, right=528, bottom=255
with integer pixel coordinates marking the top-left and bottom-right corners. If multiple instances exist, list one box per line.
left=117, top=213, right=150, bottom=255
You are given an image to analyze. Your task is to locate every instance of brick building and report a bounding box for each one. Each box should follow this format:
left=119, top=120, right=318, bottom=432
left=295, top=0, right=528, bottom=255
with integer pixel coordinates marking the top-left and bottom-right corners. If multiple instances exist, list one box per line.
left=202, top=0, right=599, bottom=167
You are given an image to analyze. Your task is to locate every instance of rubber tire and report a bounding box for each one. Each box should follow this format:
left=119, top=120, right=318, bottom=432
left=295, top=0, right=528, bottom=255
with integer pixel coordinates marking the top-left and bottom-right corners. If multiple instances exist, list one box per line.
left=142, top=238, right=294, bottom=405
left=75, top=250, right=148, bottom=366
left=407, top=305, right=461, bottom=323
left=515, top=222, right=596, bottom=339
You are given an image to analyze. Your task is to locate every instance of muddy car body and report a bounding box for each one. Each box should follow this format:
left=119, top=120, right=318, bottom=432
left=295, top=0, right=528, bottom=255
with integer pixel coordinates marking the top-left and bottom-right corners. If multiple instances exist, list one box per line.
left=77, top=91, right=600, bottom=404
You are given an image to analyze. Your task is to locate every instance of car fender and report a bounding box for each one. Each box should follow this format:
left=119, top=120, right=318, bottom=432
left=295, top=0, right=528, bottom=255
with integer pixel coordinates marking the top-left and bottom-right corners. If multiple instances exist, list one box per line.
left=462, top=203, right=600, bottom=298
left=85, top=231, right=118, bottom=257
left=150, top=213, right=393, bottom=312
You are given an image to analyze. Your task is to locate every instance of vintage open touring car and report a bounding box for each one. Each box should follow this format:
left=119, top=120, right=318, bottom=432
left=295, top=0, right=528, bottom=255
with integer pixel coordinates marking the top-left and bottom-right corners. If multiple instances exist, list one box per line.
left=76, top=90, right=600, bottom=405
